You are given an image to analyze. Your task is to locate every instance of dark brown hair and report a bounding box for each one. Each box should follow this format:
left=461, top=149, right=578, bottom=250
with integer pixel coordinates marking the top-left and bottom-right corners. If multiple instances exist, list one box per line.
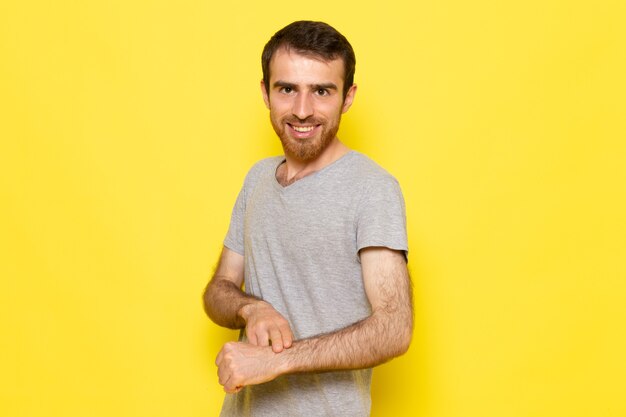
left=261, top=21, right=356, bottom=98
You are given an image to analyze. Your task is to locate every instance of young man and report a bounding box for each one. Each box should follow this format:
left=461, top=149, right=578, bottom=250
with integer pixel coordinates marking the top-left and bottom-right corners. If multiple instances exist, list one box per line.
left=204, top=21, right=413, bottom=417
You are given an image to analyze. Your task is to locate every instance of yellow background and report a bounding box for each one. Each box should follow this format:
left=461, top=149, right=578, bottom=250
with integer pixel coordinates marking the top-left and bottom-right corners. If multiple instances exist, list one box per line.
left=1, top=0, right=625, bottom=416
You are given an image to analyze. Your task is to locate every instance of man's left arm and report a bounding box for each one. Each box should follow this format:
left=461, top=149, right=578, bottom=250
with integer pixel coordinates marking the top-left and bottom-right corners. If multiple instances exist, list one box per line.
left=215, top=246, right=413, bottom=393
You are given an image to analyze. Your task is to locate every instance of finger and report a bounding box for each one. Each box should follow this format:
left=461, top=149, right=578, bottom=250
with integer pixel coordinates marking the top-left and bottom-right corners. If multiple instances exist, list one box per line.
left=279, top=322, right=294, bottom=348
left=217, top=363, right=230, bottom=386
left=224, top=382, right=243, bottom=394
left=246, top=327, right=258, bottom=346
left=215, top=341, right=234, bottom=365
left=215, top=348, right=224, bottom=367
left=269, top=327, right=283, bottom=353
left=256, top=330, right=270, bottom=347
left=223, top=373, right=242, bottom=393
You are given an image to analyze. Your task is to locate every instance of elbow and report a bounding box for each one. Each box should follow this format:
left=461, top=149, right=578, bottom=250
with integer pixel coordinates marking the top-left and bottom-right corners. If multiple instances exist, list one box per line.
left=372, top=308, right=413, bottom=360
left=202, top=282, right=216, bottom=320
left=397, top=329, right=412, bottom=356
left=394, top=327, right=413, bottom=356
left=393, top=315, right=413, bottom=357
left=377, top=329, right=411, bottom=363
left=375, top=312, right=413, bottom=361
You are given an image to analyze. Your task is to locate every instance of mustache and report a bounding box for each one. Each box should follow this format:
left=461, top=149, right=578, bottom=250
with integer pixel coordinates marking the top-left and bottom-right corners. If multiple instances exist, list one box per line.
left=283, top=117, right=323, bottom=125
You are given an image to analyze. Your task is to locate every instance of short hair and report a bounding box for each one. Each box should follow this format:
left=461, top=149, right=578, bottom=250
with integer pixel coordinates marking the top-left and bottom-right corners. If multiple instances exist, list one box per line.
left=261, top=21, right=356, bottom=98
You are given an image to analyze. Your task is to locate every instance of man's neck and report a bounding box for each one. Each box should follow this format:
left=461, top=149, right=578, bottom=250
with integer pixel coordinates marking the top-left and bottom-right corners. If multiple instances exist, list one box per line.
left=277, top=139, right=350, bottom=186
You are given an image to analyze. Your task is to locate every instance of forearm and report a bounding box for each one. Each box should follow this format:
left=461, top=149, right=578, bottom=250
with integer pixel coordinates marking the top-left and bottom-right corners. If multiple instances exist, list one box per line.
left=275, top=249, right=414, bottom=375
left=213, top=247, right=413, bottom=393
left=203, top=277, right=260, bottom=329
left=204, top=247, right=294, bottom=351
left=275, top=307, right=413, bottom=375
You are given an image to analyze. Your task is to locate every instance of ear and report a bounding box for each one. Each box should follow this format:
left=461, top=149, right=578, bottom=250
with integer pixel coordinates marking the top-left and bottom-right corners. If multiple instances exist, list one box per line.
left=260, top=80, right=270, bottom=109
left=341, top=83, right=357, bottom=114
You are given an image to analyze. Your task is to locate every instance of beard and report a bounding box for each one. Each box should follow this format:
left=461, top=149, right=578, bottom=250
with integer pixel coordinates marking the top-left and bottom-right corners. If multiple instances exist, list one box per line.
left=270, top=114, right=342, bottom=162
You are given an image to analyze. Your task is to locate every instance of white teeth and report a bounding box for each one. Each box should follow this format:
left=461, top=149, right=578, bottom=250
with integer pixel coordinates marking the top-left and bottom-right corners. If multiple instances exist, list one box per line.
left=292, top=125, right=314, bottom=133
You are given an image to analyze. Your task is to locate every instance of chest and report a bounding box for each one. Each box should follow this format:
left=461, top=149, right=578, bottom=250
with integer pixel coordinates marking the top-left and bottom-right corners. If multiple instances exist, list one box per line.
left=243, top=178, right=361, bottom=253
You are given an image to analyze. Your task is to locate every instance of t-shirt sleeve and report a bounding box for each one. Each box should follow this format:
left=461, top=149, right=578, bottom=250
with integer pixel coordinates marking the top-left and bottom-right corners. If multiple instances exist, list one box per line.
left=223, top=185, right=246, bottom=255
left=222, top=159, right=274, bottom=256
left=356, top=176, right=408, bottom=257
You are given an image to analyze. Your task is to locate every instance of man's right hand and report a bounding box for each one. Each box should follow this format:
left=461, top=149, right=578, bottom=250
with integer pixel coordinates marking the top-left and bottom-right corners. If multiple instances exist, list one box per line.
left=238, top=301, right=294, bottom=353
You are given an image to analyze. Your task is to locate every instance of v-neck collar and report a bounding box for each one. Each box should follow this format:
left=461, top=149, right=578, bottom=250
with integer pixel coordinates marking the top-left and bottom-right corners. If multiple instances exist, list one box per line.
left=272, top=151, right=357, bottom=192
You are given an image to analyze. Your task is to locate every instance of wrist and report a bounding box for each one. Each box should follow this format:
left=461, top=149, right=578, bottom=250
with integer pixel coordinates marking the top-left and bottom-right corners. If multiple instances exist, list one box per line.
left=272, top=344, right=295, bottom=376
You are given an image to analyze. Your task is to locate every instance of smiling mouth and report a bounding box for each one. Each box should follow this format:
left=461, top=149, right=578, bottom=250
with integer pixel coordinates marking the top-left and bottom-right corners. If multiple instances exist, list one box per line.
left=290, top=125, right=315, bottom=133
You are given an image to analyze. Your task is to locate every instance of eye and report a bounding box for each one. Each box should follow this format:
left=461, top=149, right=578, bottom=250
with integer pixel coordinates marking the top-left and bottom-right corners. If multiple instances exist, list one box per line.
left=280, top=87, right=293, bottom=94
left=316, top=88, right=329, bottom=96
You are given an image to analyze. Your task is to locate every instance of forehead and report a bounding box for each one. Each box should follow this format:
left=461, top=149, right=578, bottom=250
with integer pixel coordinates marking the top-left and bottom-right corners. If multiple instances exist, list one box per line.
left=269, top=48, right=345, bottom=86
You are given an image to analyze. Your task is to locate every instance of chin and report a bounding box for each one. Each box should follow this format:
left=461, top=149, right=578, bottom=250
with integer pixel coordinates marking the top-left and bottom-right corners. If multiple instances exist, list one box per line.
left=281, top=138, right=324, bottom=161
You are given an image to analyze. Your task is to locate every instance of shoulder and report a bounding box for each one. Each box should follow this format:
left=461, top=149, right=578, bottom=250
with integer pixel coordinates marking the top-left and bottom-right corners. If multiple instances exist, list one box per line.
left=344, top=151, right=401, bottom=190
left=241, top=156, right=283, bottom=189
left=246, top=156, right=283, bottom=177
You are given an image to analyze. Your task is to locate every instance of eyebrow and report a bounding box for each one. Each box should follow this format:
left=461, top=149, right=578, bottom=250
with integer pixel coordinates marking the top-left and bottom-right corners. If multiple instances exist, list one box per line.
left=273, top=81, right=339, bottom=91
left=312, top=83, right=338, bottom=91
left=273, top=81, right=296, bottom=90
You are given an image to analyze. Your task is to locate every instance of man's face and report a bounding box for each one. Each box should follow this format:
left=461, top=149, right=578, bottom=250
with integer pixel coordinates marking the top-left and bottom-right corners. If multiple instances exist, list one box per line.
left=261, top=48, right=356, bottom=162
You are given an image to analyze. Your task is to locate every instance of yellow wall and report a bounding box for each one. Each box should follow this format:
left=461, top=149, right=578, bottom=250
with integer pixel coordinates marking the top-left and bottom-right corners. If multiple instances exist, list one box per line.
left=1, top=1, right=624, bottom=416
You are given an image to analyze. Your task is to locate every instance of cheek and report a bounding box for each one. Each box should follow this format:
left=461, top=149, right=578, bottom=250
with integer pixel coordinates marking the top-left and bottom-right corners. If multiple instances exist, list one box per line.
left=317, top=99, right=344, bottom=114
left=319, top=104, right=343, bottom=120
left=269, top=101, right=292, bottom=117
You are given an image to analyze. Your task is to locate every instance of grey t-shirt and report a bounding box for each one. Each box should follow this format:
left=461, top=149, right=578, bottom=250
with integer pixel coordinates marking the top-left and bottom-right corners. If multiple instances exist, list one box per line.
left=221, top=151, right=408, bottom=417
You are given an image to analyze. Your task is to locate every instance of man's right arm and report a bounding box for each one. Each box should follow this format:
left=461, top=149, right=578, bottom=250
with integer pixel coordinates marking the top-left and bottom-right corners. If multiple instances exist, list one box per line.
left=203, top=246, right=294, bottom=352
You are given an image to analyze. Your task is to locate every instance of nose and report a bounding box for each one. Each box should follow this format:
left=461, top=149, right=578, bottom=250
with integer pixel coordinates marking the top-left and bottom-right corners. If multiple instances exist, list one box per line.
left=292, top=92, right=314, bottom=120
